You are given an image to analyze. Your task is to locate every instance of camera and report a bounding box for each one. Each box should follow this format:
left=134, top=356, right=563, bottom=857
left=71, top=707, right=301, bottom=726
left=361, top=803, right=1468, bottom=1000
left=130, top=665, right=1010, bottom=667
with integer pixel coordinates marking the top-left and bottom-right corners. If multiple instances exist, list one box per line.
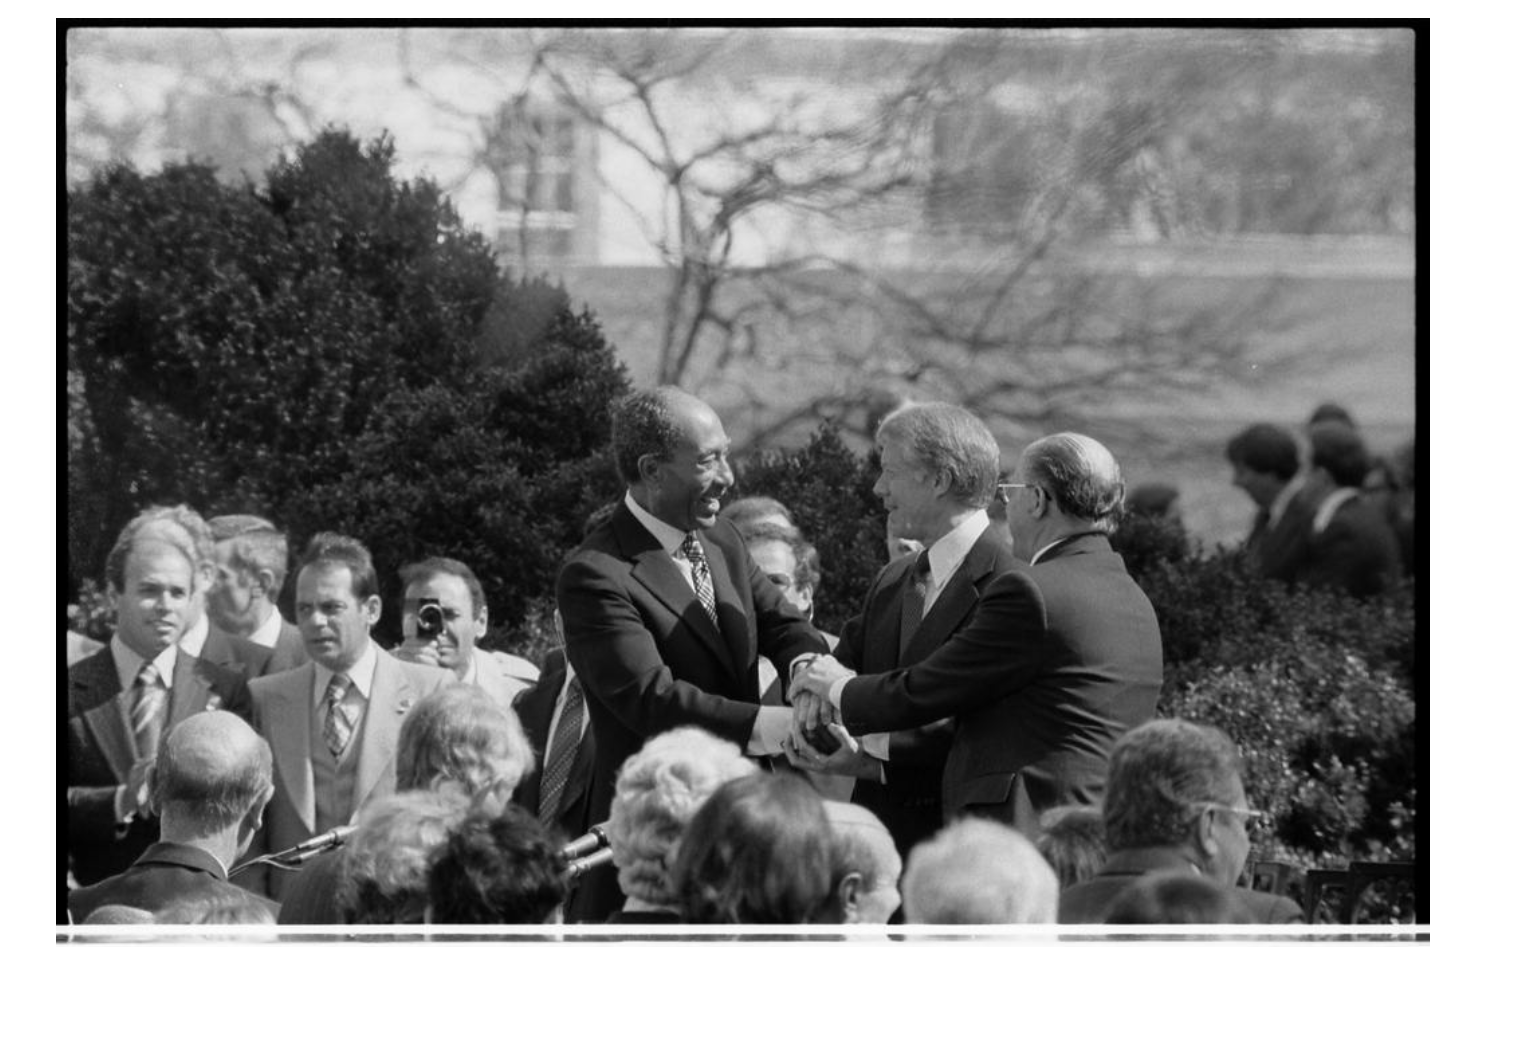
left=415, top=599, right=446, bottom=641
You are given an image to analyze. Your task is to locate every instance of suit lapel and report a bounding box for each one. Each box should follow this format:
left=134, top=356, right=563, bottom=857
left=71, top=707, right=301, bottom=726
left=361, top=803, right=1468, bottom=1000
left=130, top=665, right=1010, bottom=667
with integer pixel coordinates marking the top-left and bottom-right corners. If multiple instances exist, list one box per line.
left=354, top=651, right=410, bottom=812
left=167, top=654, right=213, bottom=729
left=76, top=652, right=137, bottom=782
left=902, top=524, right=1006, bottom=664
left=618, top=509, right=733, bottom=668
left=269, top=663, right=317, bottom=836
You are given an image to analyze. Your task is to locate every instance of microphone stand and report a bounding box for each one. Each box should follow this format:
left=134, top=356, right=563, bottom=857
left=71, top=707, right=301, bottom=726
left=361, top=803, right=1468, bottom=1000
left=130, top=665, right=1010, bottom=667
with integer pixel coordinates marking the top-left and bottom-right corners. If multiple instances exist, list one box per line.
left=230, top=824, right=356, bottom=878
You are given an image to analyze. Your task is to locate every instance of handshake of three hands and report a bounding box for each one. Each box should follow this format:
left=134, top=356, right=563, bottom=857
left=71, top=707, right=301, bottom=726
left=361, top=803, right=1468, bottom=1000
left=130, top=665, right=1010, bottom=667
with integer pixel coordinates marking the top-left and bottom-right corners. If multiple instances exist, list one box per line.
left=779, top=656, right=881, bottom=780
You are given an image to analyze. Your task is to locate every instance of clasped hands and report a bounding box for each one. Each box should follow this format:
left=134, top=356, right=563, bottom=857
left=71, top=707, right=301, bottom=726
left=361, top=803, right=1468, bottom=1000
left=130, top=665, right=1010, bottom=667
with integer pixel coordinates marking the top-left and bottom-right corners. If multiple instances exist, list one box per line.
left=782, top=656, right=880, bottom=779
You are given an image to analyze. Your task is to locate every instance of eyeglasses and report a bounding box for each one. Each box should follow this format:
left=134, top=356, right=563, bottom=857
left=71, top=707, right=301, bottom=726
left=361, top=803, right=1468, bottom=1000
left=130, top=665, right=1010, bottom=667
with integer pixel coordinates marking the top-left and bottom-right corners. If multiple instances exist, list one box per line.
left=1195, top=802, right=1268, bottom=830
left=995, top=482, right=1046, bottom=505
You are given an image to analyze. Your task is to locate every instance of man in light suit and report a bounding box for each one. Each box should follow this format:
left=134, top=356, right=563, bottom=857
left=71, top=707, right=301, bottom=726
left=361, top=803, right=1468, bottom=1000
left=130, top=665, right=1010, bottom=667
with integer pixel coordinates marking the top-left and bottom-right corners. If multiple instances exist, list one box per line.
left=556, top=386, right=830, bottom=918
left=66, top=508, right=252, bottom=896
left=207, top=514, right=309, bottom=675
left=794, top=432, right=1163, bottom=839
left=785, top=402, right=1018, bottom=858
left=394, top=556, right=538, bottom=706
left=246, top=533, right=452, bottom=900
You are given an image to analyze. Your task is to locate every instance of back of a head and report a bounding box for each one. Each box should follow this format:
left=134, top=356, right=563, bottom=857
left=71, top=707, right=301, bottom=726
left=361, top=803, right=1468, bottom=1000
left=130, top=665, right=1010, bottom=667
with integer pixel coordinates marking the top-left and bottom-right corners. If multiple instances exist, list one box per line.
left=426, top=803, right=568, bottom=924
left=1103, top=719, right=1242, bottom=852
left=877, top=401, right=1002, bottom=509
left=607, top=727, right=758, bottom=907
left=1308, top=402, right=1356, bottom=430
left=395, top=683, right=534, bottom=799
left=1021, top=432, right=1127, bottom=534
left=157, top=893, right=276, bottom=926
left=84, top=905, right=155, bottom=926
left=337, top=789, right=471, bottom=924
left=1103, top=872, right=1254, bottom=925
left=1308, top=420, right=1371, bottom=489
left=671, top=773, right=839, bottom=924
left=719, top=496, right=799, bottom=541
left=901, top=818, right=1058, bottom=924
left=208, top=514, right=290, bottom=594
left=1036, top=805, right=1109, bottom=890
left=823, top=800, right=903, bottom=923
left=1225, top=424, right=1300, bottom=483
left=1125, top=483, right=1181, bottom=521
left=153, top=711, right=273, bottom=838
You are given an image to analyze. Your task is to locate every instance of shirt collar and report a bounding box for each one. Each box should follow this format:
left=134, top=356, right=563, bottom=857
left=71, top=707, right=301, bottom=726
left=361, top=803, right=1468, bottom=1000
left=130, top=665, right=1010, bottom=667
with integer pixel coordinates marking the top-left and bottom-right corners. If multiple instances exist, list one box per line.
left=177, top=613, right=209, bottom=658
left=247, top=606, right=284, bottom=649
left=314, top=639, right=379, bottom=704
left=624, top=490, right=690, bottom=555
left=460, top=648, right=480, bottom=686
left=924, top=510, right=990, bottom=589
left=1267, top=473, right=1306, bottom=529
left=111, top=633, right=178, bottom=693
left=1030, top=538, right=1067, bottom=565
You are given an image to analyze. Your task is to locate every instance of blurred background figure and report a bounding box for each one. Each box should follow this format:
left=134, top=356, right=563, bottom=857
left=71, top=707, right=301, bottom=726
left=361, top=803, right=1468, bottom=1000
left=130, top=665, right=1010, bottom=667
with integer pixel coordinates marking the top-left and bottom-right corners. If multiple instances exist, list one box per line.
left=335, top=788, right=470, bottom=924
left=604, top=727, right=757, bottom=923
left=670, top=773, right=842, bottom=925
left=157, top=892, right=279, bottom=927
left=1225, top=422, right=1310, bottom=583
left=426, top=804, right=567, bottom=925
left=823, top=800, right=903, bottom=925
left=207, top=514, right=308, bottom=675
left=1102, top=871, right=1254, bottom=925
left=719, top=495, right=799, bottom=540
left=900, top=818, right=1058, bottom=924
left=1058, top=718, right=1303, bottom=924
left=1035, top=804, right=1109, bottom=891
left=82, top=904, right=155, bottom=926
left=1296, top=420, right=1402, bottom=597
left=1125, top=482, right=1183, bottom=527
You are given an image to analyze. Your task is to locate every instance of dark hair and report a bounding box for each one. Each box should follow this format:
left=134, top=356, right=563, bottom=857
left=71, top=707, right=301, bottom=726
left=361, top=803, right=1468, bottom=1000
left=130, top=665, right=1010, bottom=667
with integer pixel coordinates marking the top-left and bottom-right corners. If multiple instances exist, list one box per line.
left=1103, top=719, right=1243, bottom=852
left=1102, top=872, right=1253, bottom=925
left=1125, top=483, right=1180, bottom=521
left=670, top=774, right=841, bottom=924
left=611, top=386, right=692, bottom=486
left=1225, top=424, right=1299, bottom=483
left=399, top=556, right=486, bottom=617
left=298, top=532, right=380, bottom=601
left=1308, top=402, right=1356, bottom=429
left=1036, top=805, right=1108, bottom=890
left=1308, top=421, right=1371, bottom=488
left=426, top=804, right=568, bottom=924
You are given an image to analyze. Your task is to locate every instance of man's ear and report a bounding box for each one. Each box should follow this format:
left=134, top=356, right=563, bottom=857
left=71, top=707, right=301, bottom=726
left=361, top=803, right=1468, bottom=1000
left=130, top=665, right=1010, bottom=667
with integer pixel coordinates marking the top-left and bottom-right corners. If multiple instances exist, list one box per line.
left=637, top=452, right=664, bottom=486
left=362, top=594, right=383, bottom=627
left=474, top=606, right=488, bottom=642
left=837, top=871, right=864, bottom=923
left=253, top=568, right=278, bottom=599
left=1194, top=807, right=1219, bottom=861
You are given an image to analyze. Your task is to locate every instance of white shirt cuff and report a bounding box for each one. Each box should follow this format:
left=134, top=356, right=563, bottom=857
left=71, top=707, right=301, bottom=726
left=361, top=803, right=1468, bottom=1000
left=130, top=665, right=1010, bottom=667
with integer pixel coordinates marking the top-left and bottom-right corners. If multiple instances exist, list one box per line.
left=746, top=705, right=793, bottom=757
left=827, top=676, right=849, bottom=710
left=860, top=732, right=890, bottom=762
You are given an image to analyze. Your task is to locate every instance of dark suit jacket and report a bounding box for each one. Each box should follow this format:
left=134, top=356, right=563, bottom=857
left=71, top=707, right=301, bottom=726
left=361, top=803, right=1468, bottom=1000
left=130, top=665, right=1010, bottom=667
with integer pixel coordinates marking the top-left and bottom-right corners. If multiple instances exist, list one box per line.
left=834, top=521, right=1017, bottom=856
left=261, top=619, right=310, bottom=677
left=838, top=533, right=1162, bottom=837
left=68, top=841, right=278, bottom=923
left=510, top=649, right=595, bottom=844
left=272, top=847, right=345, bottom=925
left=1058, top=848, right=1304, bottom=924
left=198, top=623, right=278, bottom=680
left=556, top=504, right=828, bottom=918
left=1246, top=484, right=1318, bottom=584
left=1294, top=492, right=1402, bottom=598
left=66, top=647, right=252, bottom=888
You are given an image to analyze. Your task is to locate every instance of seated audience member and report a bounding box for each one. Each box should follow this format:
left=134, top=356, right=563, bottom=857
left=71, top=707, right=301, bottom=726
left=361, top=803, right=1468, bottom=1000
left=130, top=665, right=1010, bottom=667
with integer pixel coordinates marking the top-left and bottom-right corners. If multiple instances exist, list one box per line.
left=1102, top=872, right=1255, bottom=925
left=719, top=496, right=800, bottom=541
left=206, top=514, right=307, bottom=675
left=158, top=892, right=279, bottom=927
left=426, top=804, right=568, bottom=925
left=1058, top=718, right=1303, bottom=925
left=670, top=773, right=842, bottom=925
left=1125, top=482, right=1183, bottom=525
left=605, top=727, right=758, bottom=923
left=1036, top=805, right=1109, bottom=891
left=68, top=711, right=277, bottom=924
left=335, top=788, right=471, bottom=924
left=82, top=905, right=155, bottom=925
left=395, top=557, right=538, bottom=705
left=1294, top=421, right=1401, bottom=598
left=278, top=683, right=534, bottom=924
left=823, top=801, right=903, bottom=925
left=900, top=818, right=1058, bottom=924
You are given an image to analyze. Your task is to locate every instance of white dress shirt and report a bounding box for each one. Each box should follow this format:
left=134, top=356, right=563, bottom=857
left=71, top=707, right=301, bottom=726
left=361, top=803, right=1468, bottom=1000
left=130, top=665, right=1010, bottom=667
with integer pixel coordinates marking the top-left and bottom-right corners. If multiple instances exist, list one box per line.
left=248, top=606, right=285, bottom=649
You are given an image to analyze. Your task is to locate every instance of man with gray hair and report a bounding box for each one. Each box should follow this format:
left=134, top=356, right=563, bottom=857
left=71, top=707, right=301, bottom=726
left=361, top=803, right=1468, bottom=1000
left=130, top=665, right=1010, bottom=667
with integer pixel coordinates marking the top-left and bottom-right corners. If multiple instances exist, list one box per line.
left=68, top=711, right=278, bottom=923
left=785, top=402, right=1018, bottom=856
left=901, top=817, right=1058, bottom=924
left=1059, top=719, right=1303, bottom=923
left=207, top=514, right=308, bottom=675
left=824, top=800, right=904, bottom=924
left=794, top=432, right=1162, bottom=838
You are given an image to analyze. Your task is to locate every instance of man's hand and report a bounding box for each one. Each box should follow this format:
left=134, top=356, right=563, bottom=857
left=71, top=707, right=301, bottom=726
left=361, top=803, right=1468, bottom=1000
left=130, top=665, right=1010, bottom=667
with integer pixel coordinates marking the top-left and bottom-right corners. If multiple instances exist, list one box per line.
left=122, top=756, right=155, bottom=820
left=394, top=637, right=443, bottom=668
left=783, top=727, right=883, bottom=780
left=787, top=654, right=855, bottom=706
left=790, top=690, right=841, bottom=752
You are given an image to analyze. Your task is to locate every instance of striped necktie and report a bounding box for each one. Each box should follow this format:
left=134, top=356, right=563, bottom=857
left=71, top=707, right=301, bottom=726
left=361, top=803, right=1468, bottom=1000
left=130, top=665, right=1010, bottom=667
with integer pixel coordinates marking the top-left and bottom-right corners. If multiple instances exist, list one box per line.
left=680, top=531, right=719, bottom=629
left=131, top=661, right=167, bottom=760
left=538, top=676, right=585, bottom=826
left=322, top=673, right=356, bottom=759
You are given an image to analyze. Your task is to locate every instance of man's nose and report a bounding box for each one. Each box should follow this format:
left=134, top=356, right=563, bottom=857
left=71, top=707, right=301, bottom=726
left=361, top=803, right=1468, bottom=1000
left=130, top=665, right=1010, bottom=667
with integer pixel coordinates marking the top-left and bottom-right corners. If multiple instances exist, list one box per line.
left=717, top=457, right=734, bottom=487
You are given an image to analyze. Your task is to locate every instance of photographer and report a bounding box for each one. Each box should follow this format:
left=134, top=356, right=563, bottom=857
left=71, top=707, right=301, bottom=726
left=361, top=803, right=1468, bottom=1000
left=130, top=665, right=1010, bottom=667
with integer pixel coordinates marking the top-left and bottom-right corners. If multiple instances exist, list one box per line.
left=395, top=557, right=539, bottom=708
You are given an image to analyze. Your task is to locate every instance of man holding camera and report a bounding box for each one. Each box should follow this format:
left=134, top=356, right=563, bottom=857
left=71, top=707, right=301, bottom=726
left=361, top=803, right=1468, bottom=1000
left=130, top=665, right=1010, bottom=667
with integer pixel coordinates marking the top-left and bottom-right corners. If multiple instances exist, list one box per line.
left=394, top=557, right=539, bottom=707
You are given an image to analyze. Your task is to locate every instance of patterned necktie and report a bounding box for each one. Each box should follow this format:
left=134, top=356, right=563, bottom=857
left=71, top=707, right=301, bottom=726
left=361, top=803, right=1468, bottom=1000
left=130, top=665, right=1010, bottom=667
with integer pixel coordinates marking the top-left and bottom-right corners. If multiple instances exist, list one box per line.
left=322, top=673, right=355, bottom=759
left=680, top=531, right=720, bottom=629
left=898, top=550, right=932, bottom=658
left=538, top=676, right=585, bottom=826
left=131, top=661, right=167, bottom=760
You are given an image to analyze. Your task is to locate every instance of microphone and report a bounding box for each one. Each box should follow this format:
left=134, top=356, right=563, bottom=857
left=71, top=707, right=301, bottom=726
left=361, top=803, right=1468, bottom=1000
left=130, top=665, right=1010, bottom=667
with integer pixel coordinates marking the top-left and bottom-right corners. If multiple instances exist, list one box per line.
left=229, top=824, right=357, bottom=877
left=565, top=846, right=615, bottom=881
left=559, top=822, right=611, bottom=862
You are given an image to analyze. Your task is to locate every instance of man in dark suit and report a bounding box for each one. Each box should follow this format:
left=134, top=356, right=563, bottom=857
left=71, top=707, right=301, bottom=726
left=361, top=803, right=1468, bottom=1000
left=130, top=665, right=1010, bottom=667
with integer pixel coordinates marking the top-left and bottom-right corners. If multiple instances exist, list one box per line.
left=1226, top=423, right=1315, bottom=582
left=511, top=646, right=595, bottom=843
left=207, top=514, right=309, bottom=675
left=784, top=402, right=1017, bottom=857
left=1058, top=719, right=1303, bottom=924
left=556, top=386, right=830, bottom=918
left=66, top=507, right=253, bottom=895
left=69, top=711, right=278, bottom=923
left=793, top=432, right=1162, bottom=838
left=1293, top=421, right=1402, bottom=598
